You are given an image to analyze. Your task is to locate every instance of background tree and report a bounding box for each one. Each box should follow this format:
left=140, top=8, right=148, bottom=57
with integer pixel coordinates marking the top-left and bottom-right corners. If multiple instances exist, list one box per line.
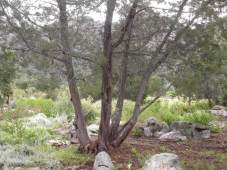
left=0, top=50, right=16, bottom=107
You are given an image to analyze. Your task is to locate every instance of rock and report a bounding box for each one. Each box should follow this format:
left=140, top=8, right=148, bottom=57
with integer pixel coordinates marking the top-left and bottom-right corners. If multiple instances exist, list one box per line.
left=210, top=109, right=227, bottom=117
left=69, top=125, right=78, bottom=144
left=160, top=122, right=170, bottom=133
left=146, top=117, right=162, bottom=136
left=210, top=105, right=227, bottom=117
left=159, top=130, right=187, bottom=141
left=9, top=100, right=16, bottom=109
left=93, top=151, right=113, bottom=170
left=55, top=126, right=70, bottom=136
left=64, top=165, right=80, bottom=170
left=144, top=127, right=152, bottom=137
left=47, top=139, right=70, bottom=147
left=143, top=153, right=182, bottom=170
left=154, top=131, right=166, bottom=138
left=210, top=121, right=226, bottom=129
left=170, top=121, right=193, bottom=137
left=192, top=124, right=210, bottom=139
left=53, top=114, right=68, bottom=124
left=147, top=117, right=157, bottom=126
left=212, top=105, right=226, bottom=110
left=28, top=113, right=52, bottom=127
left=87, top=124, right=99, bottom=136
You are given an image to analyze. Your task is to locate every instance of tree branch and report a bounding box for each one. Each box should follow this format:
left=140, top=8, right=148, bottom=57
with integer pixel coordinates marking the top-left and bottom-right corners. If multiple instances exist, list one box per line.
left=112, top=0, right=139, bottom=49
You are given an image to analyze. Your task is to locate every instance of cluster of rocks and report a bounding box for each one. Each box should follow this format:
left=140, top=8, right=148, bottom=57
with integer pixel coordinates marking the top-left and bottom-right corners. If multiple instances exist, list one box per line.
left=54, top=123, right=99, bottom=145
left=93, top=151, right=181, bottom=170
left=210, top=105, right=227, bottom=117
left=143, top=117, right=210, bottom=141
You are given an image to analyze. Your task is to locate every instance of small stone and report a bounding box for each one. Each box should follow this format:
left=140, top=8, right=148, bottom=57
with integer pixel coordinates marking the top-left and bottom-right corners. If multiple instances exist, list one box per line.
left=94, top=151, right=113, bottom=170
left=147, top=117, right=157, bottom=126
left=212, top=105, right=226, bottom=110
left=160, top=122, right=170, bottom=133
left=144, top=127, right=151, bottom=137
left=143, top=153, right=182, bottom=170
left=47, top=139, right=70, bottom=146
left=192, top=124, right=210, bottom=139
left=87, top=124, right=99, bottom=136
left=159, top=130, right=187, bottom=141
left=170, top=121, right=193, bottom=137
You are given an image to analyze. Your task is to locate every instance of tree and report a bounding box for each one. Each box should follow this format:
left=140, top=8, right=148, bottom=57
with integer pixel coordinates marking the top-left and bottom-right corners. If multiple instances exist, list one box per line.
left=0, top=0, right=223, bottom=152
left=167, top=18, right=227, bottom=106
left=0, top=50, right=16, bottom=107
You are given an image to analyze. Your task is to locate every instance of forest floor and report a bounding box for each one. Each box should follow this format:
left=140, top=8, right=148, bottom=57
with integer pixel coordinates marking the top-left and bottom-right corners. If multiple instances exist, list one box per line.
left=73, top=117, right=227, bottom=170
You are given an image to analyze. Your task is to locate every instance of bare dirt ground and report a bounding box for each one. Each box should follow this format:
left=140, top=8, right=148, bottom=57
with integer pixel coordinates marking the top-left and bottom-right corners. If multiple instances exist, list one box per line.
left=76, top=117, right=227, bottom=170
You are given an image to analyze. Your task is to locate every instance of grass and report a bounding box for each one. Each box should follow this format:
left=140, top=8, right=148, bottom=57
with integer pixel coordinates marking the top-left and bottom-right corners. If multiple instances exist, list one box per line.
left=184, top=111, right=214, bottom=125
left=35, top=144, right=94, bottom=166
left=12, top=97, right=213, bottom=126
left=16, top=98, right=57, bottom=117
left=119, top=99, right=212, bottom=125
left=0, top=118, right=64, bottom=145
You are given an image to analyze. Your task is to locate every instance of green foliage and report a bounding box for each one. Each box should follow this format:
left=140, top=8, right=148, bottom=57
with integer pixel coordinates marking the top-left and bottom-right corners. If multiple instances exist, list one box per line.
left=169, top=21, right=227, bottom=103
left=81, top=98, right=98, bottom=123
left=36, top=144, right=93, bottom=166
left=182, top=161, right=216, bottom=170
left=78, top=79, right=101, bottom=101
left=50, top=146, right=93, bottom=166
left=0, top=120, right=51, bottom=145
left=118, top=99, right=213, bottom=126
left=161, top=112, right=182, bottom=125
left=132, top=127, right=143, bottom=137
left=166, top=90, right=177, bottom=97
left=17, top=98, right=57, bottom=117
left=0, top=50, right=16, bottom=106
left=124, top=75, right=166, bottom=101
left=185, top=111, right=214, bottom=125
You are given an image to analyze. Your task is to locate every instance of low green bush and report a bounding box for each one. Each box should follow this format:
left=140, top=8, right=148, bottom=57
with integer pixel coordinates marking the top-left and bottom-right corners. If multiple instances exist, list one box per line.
left=35, top=145, right=93, bottom=166
left=132, top=127, right=144, bottom=137
left=184, top=111, right=214, bottom=125
left=17, top=98, right=57, bottom=117
left=0, top=120, right=52, bottom=145
left=161, top=112, right=183, bottom=125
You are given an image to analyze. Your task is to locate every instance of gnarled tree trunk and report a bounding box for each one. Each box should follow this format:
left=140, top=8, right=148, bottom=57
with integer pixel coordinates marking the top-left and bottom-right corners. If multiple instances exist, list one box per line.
left=57, top=0, right=90, bottom=148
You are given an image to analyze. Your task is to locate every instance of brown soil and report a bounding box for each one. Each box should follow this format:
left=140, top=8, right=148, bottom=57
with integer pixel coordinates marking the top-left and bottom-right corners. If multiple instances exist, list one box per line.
left=75, top=120, right=227, bottom=170
left=74, top=130, right=227, bottom=170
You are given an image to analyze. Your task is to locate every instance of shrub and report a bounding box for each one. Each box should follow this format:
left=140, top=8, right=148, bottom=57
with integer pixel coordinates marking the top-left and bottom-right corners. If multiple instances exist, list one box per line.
left=184, top=111, right=214, bottom=125
left=161, top=112, right=182, bottom=125
left=132, top=127, right=143, bottom=137
left=0, top=120, right=52, bottom=145
left=17, top=98, right=57, bottom=117
left=81, top=98, right=99, bottom=123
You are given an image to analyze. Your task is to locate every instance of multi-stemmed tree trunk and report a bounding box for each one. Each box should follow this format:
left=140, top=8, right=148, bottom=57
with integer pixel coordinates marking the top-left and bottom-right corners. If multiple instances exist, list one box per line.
left=57, top=0, right=205, bottom=150
left=98, top=0, right=117, bottom=151
left=1, top=0, right=213, bottom=152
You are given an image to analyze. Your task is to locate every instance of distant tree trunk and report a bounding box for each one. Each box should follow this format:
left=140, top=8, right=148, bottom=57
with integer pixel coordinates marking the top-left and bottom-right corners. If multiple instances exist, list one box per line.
left=57, top=0, right=90, bottom=148
left=98, top=0, right=117, bottom=151
left=188, top=96, right=192, bottom=106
